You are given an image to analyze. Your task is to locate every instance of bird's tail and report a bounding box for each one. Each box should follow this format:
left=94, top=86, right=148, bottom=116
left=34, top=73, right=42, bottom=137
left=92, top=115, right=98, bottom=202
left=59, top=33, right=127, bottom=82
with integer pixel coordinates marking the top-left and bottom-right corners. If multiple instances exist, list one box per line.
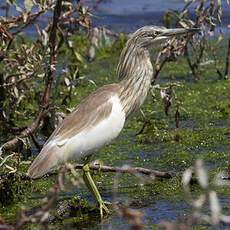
left=27, top=143, right=61, bottom=179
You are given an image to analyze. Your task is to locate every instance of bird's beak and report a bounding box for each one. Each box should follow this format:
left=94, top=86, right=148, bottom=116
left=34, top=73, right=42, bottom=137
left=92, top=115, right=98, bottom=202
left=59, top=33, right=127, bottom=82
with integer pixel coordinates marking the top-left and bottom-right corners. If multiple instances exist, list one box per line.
left=161, top=28, right=200, bottom=36
left=155, top=27, right=200, bottom=42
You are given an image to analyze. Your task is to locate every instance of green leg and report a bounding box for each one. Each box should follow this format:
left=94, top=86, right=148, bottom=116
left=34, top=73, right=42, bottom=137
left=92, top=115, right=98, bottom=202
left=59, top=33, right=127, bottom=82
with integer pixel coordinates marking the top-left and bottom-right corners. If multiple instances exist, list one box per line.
left=82, top=164, right=110, bottom=218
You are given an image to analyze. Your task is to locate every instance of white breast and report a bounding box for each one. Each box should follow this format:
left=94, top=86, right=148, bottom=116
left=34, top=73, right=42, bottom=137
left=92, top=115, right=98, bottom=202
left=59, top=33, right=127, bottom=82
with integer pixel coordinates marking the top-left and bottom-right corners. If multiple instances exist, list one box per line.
left=61, top=96, right=126, bottom=162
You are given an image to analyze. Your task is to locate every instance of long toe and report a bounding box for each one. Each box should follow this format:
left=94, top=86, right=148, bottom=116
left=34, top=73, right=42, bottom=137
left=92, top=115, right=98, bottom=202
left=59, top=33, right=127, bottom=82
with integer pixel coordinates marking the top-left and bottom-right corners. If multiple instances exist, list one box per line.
left=99, top=200, right=110, bottom=218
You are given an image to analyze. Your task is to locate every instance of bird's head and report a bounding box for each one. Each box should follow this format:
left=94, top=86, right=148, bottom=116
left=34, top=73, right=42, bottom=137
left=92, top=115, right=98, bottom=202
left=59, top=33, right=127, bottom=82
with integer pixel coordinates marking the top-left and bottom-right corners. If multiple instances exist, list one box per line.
left=117, top=25, right=200, bottom=81
left=131, top=25, right=200, bottom=48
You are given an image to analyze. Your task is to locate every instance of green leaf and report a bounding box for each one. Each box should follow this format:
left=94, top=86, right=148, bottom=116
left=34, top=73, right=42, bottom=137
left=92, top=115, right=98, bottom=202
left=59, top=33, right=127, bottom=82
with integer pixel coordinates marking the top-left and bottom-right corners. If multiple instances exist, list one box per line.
left=216, top=35, right=224, bottom=44
left=15, top=4, right=22, bottom=12
left=7, top=0, right=22, bottom=12
left=24, top=0, right=33, bottom=12
left=74, top=51, right=84, bottom=64
left=6, top=0, right=16, bottom=5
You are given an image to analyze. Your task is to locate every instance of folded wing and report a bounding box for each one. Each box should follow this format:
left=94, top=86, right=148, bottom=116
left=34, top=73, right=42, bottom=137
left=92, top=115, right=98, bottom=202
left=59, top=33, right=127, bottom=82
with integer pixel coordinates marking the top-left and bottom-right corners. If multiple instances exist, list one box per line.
left=27, top=84, right=122, bottom=178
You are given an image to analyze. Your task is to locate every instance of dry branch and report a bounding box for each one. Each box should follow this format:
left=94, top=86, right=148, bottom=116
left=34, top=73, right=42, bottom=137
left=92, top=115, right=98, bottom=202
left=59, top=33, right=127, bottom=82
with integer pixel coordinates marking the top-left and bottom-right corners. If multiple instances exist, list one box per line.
left=12, top=10, right=46, bottom=36
left=19, top=164, right=172, bottom=180
left=1, top=0, right=63, bottom=151
left=151, top=36, right=191, bottom=85
left=224, top=38, right=230, bottom=79
left=151, top=57, right=168, bottom=86
left=75, top=164, right=172, bottom=178
left=0, top=224, right=14, bottom=230
left=36, top=164, right=172, bottom=179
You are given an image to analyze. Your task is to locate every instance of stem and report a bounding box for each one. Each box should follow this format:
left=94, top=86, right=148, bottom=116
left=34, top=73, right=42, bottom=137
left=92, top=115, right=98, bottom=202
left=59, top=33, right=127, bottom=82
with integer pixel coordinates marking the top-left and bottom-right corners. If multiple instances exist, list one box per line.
left=151, top=56, right=168, bottom=86
left=185, top=46, right=200, bottom=81
left=224, top=38, right=230, bottom=80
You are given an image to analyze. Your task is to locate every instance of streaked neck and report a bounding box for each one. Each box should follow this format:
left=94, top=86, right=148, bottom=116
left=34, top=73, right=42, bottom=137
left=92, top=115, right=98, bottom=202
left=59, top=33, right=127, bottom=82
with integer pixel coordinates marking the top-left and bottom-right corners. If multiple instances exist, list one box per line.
left=117, top=44, right=153, bottom=117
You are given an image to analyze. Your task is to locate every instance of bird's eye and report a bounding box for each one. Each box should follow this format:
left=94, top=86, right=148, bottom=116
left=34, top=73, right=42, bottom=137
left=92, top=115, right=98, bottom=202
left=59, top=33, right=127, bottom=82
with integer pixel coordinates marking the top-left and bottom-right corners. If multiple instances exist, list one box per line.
left=152, top=32, right=157, bottom=37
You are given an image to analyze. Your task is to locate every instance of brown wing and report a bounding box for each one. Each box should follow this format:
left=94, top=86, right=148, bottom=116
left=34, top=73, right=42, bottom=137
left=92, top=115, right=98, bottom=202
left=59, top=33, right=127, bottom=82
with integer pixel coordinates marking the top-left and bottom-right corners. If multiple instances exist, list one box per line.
left=45, top=83, right=121, bottom=146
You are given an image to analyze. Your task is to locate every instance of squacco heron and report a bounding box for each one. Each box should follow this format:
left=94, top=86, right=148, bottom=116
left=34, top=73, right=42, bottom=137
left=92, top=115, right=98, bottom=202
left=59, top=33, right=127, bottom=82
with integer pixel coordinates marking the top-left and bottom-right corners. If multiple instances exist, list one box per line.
left=27, top=26, right=199, bottom=217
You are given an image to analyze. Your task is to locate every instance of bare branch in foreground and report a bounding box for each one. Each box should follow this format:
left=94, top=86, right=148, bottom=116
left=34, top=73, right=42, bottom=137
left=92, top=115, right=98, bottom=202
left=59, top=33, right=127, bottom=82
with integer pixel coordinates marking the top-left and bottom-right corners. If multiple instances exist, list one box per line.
left=38, top=164, right=172, bottom=179
left=77, top=164, right=172, bottom=179
left=19, top=164, right=172, bottom=180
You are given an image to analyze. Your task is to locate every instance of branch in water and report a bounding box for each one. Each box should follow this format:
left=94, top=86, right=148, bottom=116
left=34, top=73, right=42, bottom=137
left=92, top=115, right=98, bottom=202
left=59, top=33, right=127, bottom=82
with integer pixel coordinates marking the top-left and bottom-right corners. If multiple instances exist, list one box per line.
left=20, top=164, right=172, bottom=180
left=75, top=164, right=173, bottom=179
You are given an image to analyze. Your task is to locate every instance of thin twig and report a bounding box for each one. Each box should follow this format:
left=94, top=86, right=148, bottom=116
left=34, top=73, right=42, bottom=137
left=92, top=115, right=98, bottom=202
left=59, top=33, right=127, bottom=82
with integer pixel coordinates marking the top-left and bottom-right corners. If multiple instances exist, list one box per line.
left=151, top=56, right=168, bottom=85
left=224, top=37, right=230, bottom=79
left=185, top=45, right=200, bottom=80
left=135, top=120, right=151, bottom=136
left=12, top=10, right=45, bottom=36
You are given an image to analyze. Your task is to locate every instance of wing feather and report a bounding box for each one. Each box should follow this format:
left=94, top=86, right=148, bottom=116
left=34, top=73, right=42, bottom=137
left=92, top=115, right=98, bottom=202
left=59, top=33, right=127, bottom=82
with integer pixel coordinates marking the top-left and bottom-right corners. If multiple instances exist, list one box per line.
left=28, top=84, right=121, bottom=178
left=50, top=84, right=120, bottom=144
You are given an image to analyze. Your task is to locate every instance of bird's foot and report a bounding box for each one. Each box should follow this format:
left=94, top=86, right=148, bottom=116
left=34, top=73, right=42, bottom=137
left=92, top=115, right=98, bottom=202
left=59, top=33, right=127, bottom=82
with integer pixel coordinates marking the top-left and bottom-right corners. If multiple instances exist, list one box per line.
left=98, top=200, right=110, bottom=218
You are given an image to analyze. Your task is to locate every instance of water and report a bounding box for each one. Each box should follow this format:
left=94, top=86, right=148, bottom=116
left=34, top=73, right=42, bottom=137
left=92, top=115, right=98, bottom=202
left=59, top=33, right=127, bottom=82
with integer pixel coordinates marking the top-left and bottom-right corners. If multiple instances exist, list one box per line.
left=99, top=200, right=190, bottom=229
left=1, top=0, right=229, bottom=35
left=87, top=0, right=229, bottom=32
